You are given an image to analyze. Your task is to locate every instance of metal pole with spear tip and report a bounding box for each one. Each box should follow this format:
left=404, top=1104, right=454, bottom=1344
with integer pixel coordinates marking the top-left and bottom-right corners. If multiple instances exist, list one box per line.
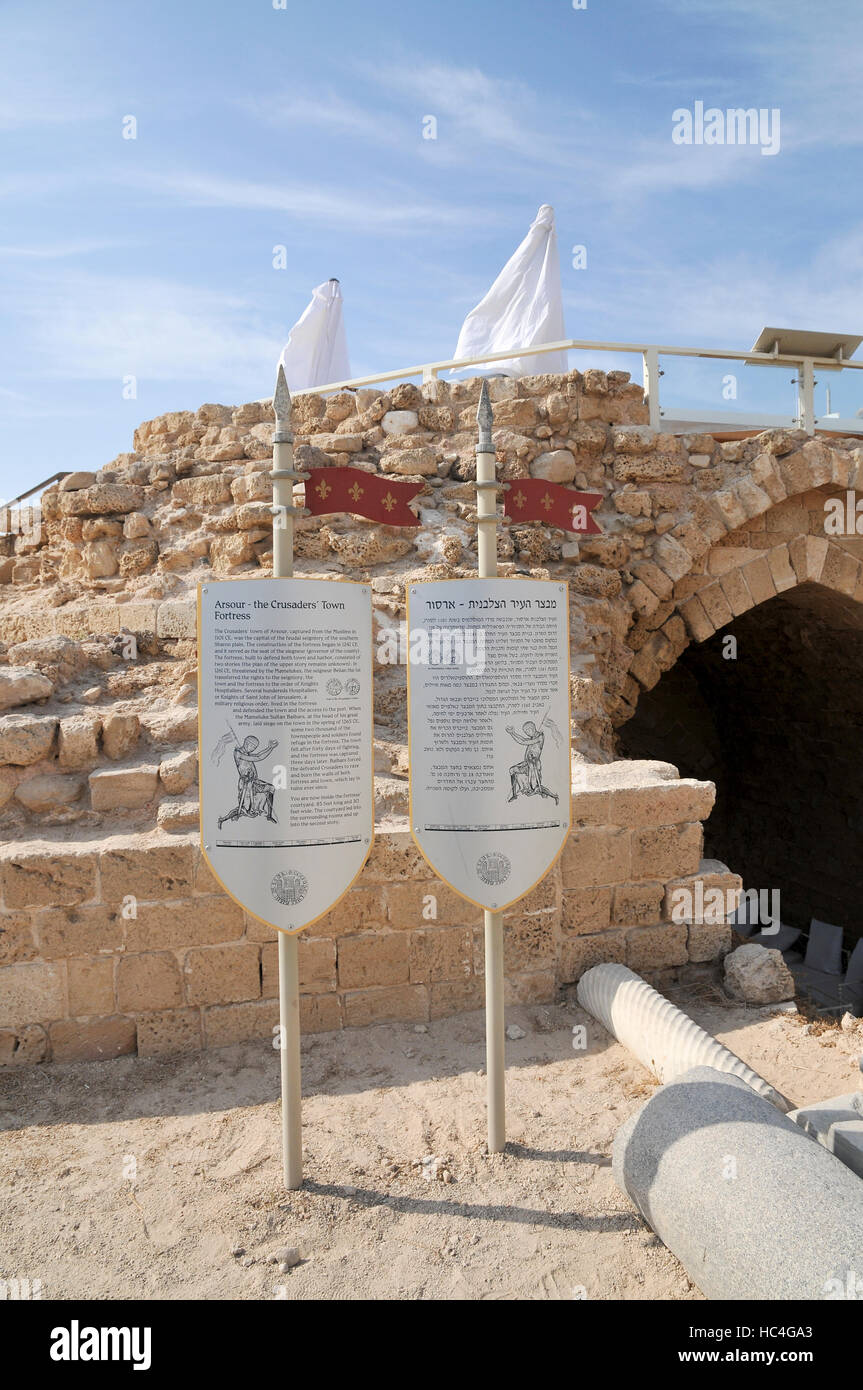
left=475, top=380, right=507, bottom=1153
left=272, top=364, right=310, bottom=1188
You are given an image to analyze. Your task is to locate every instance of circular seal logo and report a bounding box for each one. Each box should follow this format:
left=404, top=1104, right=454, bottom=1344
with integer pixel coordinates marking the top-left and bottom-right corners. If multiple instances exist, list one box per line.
left=270, top=870, right=308, bottom=906
left=476, top=852, right=511, bottom=886
left=345, top=677, right=360, bottom=696
left=326, top=678, right=342, bottom=697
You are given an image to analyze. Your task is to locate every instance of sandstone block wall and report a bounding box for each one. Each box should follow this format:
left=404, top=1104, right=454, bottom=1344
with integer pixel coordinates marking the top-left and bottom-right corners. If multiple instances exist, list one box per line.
left=0, top=761, right=740, bottom=1064
left=2, top=365, right=862, bottom=1062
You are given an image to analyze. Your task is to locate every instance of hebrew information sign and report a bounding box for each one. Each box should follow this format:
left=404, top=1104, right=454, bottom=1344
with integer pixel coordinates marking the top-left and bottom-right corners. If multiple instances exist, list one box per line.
left=407, top=578, right=571, bottom=911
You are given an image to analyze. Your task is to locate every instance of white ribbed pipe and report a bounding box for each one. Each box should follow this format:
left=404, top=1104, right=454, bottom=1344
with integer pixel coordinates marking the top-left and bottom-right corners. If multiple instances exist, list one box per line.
left=577, top=963, right=792, bottom=1111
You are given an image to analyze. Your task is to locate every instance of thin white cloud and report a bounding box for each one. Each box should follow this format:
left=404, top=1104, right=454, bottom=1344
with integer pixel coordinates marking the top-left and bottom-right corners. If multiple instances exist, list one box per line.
left=0, top=240, right=130, bottom=259
left=118, top=168, right=495, bottom=232
left=5, top=269, right=283, bottom=390
left=238, top=92, right=406, bottom=148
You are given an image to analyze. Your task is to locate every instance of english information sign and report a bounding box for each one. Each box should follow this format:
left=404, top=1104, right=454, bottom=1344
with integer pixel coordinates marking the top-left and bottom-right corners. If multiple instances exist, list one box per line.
left=406, top=578, right=571, bottom=911
left=198, top=577, right=373, bottom=934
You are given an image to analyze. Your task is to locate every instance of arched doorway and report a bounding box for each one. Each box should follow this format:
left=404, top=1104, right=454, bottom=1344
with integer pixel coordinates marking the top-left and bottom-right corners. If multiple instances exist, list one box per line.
left=619, top=573, right=863, bottom=948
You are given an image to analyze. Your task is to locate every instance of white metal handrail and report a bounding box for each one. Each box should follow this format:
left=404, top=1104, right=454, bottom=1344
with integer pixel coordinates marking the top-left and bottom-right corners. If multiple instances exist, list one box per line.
left=281, top=336, right=863, bottom=437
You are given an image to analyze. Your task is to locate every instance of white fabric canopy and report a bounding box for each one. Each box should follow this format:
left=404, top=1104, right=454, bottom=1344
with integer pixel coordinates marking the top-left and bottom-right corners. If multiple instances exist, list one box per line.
left=279, top=279, right=351, bottom=391
left=451, top=205, right=568, bottom=377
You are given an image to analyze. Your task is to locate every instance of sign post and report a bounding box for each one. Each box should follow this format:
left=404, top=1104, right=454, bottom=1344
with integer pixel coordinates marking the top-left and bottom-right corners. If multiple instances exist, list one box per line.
left=476, top=385, right=506, bottom=1154
left=272, top=365, right=304, bottom=1191
left=198, top=367, right=374, bottom=1190
left=406, top=382, right=573, bottom=1154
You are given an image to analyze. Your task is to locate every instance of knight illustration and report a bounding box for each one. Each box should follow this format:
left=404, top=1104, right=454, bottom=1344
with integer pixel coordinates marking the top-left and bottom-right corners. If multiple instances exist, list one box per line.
left=506, top=720, right=559, bottom=805
left=217, top=734, right=279, bottom=829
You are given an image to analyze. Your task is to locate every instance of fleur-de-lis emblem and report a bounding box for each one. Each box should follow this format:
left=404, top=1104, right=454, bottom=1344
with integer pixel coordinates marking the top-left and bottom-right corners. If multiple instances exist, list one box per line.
left=382, top=491, right=397, bottom=513
left=541, top=491, right=554, bottom=512
left=512, top=490, right=527, bottom=510
left=316, top=478, right=332, bottom=500
left=349, top=482, right=364, bottom=503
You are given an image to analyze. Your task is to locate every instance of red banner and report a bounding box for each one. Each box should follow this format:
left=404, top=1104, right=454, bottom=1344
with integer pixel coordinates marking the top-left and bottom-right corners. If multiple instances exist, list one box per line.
left=304, top=466, right=422, bottom=527
left=504, top=479, right=603, bottom=533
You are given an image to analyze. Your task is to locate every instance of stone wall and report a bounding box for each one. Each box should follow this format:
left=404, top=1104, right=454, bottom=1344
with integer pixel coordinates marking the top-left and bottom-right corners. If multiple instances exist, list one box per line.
left=2, top=365, right=862, bottom=1061
left=0, top=761, right=738, bottom=1064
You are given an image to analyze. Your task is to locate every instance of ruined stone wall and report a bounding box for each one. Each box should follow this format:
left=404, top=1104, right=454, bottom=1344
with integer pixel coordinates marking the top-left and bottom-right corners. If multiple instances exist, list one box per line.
left=0, top=763, right=735, bottom=1064
left=2, top=365, right=862, bottom=1061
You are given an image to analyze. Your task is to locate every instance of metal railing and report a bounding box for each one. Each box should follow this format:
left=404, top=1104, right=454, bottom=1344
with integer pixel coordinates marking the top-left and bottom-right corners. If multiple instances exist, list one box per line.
left=0, top=472, right=69, bottom=537
left=284, top=336, right=863, bottom=438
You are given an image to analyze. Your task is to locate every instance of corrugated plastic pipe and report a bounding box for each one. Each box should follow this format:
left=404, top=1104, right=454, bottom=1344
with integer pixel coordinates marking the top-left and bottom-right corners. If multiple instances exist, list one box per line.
left=576, top=963, right=792, bottom=1111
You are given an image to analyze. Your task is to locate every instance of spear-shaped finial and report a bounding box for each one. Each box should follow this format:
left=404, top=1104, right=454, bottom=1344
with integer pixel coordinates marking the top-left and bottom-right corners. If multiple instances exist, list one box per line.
left=273, top=362, right=292, bottom=422
left=273, top=362, right=293, bottom=443
left=476, top=379, right=493, bottom=455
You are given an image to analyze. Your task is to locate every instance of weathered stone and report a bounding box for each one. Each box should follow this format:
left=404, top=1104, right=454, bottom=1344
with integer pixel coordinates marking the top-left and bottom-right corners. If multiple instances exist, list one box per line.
left=0, top=667, right=53, bottom=712
left=724, top=942, right=795, bottom=1003
left=60, top=484, right=144, bottom=516
left=89, top=764, right=159, bottom=811
left=531, top=449, right=576, bottom=483
left=101, top=712, right=140, bottom=761
left=379, top=447, right=438, bottom=476
left=0, top=714, right=57, bottom=765
left=381, top=410, right=418, bottom=436
left=59, top=471, right=97, bottom=492
left=15, top=773, right=84, bottom=813
left=159, top=748, right=197, bottom=794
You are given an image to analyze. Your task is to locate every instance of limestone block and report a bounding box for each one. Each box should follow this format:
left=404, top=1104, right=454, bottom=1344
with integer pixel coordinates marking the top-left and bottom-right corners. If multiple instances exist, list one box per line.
left=67, top=956, right=115, bottom=1016
left=408, top=927, right=473, bottom=983
left=157, top=799, right=199, bottom=832
left=59, top=471, right=97, bottom=492
left=139, top=708, right=197, bottom=743
left=337, top=932, right=409, bottom=990
left=381, top=410, right=419, bottom=436
left=561, top=885, right=612, bottom=935
left=0, top=910, right=36, bottom=966
left=89, top=765, right=159, bottom=811
left=117, top=952, right=184, bottom=1011
left=202, top=999, right=279, bottom=1047
left=156, top=599, right=196, bottom=640
left=0, top=1024, right=48, bottom=1065
left=0, top=714, right=57, bottom=765
left=0, top=668, right=53, bottom=712
left=0, top=961, right=66, bottom=1028
left=101, top=713, right=140, bottom=761
left=183, top=943, right=261, bottom=1006
left=379, top=447, right=438, bottom=476
left=59, top=484, right=144, bottom=516
left=171, top=475, right=231, bottom=507
left=343, top=983, right=429, bottom=1027
left=15, top=773, right=85, bottom=813
left=630, top=823, right=702, bottom=881
left=1, top=848, right=97, bottom=908
left=625, top=922, right=688, bottom=970
left=49, top=1016, right=136, bottom=1062
left=531, top=449, right=576, bottom=483
left=558, top=929, right=627, bottom=982
left=724, top=942, right=795, bottom=1003
left=136, top=1007, right=203, bottom=1058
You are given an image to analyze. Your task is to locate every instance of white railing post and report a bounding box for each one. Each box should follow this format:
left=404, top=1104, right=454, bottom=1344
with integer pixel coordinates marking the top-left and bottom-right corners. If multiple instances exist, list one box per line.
left=642, top=347, right=662, bottom=430
left=797, top=359, right=816, bottom=436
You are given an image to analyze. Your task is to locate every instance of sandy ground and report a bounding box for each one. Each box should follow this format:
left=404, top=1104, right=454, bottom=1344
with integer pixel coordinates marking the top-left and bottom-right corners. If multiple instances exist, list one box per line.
left=1, top=973, right=861, bottom=1302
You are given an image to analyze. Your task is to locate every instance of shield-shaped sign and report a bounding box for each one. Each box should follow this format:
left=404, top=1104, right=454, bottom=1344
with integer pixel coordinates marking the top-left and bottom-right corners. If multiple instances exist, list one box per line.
left=406, top=578, right=571, bottom=911
left=198, top=577, right=373, bottom=934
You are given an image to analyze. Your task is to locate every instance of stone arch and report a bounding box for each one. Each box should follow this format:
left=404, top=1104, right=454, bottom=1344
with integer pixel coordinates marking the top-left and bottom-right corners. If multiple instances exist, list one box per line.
left=617, top=527, right=863, bottom=943
left=618, top=435, right=863, bottom=724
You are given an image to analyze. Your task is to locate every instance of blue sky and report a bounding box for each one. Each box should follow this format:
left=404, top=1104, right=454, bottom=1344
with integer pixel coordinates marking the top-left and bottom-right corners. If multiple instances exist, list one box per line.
left=2, top=0, right=862, bottom=494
